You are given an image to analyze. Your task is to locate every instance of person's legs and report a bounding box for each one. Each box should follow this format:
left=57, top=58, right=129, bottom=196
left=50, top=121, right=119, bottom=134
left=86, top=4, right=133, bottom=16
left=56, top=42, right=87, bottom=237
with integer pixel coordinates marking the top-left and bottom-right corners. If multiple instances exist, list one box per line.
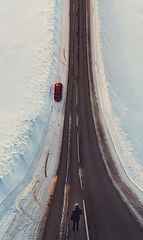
left=76, top=221, right=79, bottom=231
left=72, top=221, right=75, bottom=230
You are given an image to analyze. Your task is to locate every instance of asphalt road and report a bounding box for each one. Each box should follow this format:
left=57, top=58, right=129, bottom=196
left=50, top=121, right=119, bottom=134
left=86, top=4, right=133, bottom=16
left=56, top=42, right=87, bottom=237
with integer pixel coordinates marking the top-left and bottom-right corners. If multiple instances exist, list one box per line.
left=42, top=0, right=143, bottom=239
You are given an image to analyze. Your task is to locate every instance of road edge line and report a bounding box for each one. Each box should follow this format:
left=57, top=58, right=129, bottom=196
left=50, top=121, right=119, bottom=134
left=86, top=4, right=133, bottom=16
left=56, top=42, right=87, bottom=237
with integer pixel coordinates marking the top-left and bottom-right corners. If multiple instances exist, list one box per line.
left=83, top=199, right=90, bottom=240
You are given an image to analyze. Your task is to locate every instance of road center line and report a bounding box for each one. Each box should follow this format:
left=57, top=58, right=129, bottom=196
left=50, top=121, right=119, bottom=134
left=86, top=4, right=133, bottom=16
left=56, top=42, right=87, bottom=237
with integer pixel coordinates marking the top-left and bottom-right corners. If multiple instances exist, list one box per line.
left=78, top=168, right=83, bottom=189
left=76, top=83, right=78, bottom=106
left=76, top=115, right=78, bottom=127
left=77, top=132, right=80, bottom=163
left=83, top=200, right=90, bottom=240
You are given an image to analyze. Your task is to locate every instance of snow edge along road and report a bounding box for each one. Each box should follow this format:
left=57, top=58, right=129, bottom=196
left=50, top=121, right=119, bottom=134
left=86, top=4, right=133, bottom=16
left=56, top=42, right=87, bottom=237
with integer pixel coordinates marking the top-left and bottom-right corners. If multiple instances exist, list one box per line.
left=86, top=0, right=143, bottom=227
left=0, top=1, right=70, bottom=239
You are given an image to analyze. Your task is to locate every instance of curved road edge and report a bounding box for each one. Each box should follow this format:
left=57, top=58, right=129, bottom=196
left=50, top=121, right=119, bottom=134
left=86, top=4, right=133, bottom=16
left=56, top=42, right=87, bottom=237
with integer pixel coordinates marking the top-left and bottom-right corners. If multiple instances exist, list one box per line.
left=86, top=0, right=143, bottom=227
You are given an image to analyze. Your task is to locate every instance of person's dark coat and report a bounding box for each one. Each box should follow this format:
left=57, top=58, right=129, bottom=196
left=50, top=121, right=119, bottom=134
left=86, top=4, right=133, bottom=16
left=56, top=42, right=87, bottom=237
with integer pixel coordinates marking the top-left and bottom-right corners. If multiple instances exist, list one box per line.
left=71, top=207, right=82, bottom=222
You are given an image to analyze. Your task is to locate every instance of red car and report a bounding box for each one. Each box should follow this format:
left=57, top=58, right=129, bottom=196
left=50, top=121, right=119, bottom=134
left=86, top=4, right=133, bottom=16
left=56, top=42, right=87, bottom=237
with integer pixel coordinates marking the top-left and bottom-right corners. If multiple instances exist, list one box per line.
left=54, top=83, right=63, bottom=102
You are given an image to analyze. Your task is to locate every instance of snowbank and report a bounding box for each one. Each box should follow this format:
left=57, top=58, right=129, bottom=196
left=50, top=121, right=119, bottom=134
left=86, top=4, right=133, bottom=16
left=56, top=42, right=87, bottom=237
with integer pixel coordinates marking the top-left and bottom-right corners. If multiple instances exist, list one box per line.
left=0, top=0, right=69, bottom=239
left=89, top=0, right=143, bottom=225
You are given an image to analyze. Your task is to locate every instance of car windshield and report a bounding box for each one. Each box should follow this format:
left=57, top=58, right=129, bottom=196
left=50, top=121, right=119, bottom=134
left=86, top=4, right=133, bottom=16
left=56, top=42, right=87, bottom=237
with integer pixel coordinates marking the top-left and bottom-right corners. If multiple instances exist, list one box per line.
left=55, top=94, right=61, bottom=98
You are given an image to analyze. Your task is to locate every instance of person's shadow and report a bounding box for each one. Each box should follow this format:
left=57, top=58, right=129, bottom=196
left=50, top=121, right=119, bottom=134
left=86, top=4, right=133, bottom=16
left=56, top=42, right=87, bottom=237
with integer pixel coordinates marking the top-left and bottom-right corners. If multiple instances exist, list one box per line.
left=71, top=229, right=83, bottom=240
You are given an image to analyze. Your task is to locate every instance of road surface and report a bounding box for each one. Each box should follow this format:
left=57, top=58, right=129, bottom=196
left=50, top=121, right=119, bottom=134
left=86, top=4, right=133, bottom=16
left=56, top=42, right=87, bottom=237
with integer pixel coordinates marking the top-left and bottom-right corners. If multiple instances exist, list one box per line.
left=42, top=0, right=143, bottom=239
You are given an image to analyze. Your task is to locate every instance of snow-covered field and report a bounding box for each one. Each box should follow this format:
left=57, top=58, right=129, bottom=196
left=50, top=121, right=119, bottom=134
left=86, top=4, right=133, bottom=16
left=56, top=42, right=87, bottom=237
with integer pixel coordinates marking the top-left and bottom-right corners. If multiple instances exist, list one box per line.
left=1, top=0, right=143, bottom=238
left=90, top=0, right=143, bottom=203
left=0, top=0, right=69, bottom=238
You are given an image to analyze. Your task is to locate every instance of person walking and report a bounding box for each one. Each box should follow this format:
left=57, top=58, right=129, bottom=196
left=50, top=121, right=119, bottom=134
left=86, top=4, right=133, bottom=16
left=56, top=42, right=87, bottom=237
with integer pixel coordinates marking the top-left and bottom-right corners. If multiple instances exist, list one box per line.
left=71, top=203, right=82, bottom=231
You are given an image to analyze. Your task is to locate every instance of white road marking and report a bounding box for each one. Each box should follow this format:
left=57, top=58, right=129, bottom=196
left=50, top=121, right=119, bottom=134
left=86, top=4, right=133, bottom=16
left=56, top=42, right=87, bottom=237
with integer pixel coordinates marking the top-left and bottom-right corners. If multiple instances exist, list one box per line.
left=76, top=83, right=78, bottom=106
left=76, top=115, right=78, bottom=126
left=79, top=168, right=83, bottom=189
left=77, top=132, right=80, bottom=163
left=83, top=200, right=90, bottom=240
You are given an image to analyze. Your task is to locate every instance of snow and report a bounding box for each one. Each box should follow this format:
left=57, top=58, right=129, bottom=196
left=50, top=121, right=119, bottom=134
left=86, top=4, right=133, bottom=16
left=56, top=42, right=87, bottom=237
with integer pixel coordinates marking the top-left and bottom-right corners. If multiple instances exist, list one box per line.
left=1, top=0, right=143, bottom=237
left=0, top=0, right=69, bottom=238
left=90, top=0, right=143, bottom=208
left=0, top=0, right=61, bottom=202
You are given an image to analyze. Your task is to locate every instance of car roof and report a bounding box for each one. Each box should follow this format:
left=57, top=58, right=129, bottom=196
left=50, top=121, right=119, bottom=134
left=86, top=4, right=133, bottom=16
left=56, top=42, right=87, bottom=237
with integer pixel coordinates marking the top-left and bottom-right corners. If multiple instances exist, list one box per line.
left=55, top=83, right=62, bottom=94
